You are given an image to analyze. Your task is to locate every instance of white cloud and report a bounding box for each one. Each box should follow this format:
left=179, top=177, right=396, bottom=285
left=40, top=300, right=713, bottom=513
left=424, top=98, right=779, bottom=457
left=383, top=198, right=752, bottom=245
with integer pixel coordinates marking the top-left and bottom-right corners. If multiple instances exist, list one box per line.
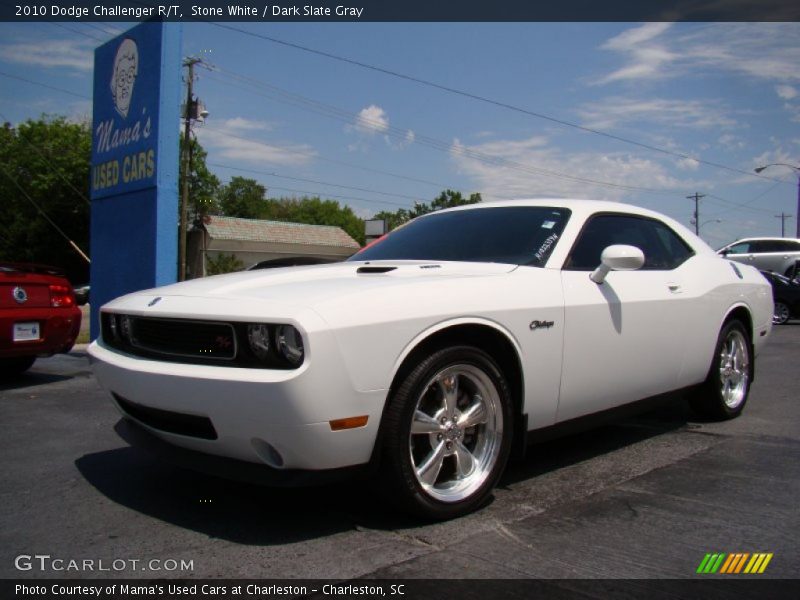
left=595, top=24, right=676, bottom=85
left=776, top=85, right=798, bottom=100
left=677, top=157, right=700, bottom=171
left=578, top=97, right=738, bottom=131
left=221, top=117, right=272, bottom=131
left=450, top=134, right=704, bottom=202
left=595, top=23, right=800, bottom=86
left=354, top=105, right=389, bottom=135
left=718, top=134, right=745, bottom=150
left=0, top=39, right=94, bottom=71
left=196, top=121, right=315, bottom=167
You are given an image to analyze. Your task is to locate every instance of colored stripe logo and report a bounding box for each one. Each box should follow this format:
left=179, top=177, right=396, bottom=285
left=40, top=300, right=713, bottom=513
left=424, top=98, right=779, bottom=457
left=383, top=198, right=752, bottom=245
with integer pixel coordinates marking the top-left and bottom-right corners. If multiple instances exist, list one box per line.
left=697, top=553, right=773, bottom=574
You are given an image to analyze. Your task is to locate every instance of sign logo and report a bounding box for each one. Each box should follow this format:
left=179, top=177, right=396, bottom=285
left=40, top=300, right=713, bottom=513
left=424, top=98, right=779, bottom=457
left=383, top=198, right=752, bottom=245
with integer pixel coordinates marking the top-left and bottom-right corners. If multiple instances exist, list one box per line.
left=530, top=320, right=555, bottom=331
left=696, top=552, right=773, bottom=574
left=12, top=286, right=28, bottom=304
left=111, top=38, right=138, bottom=119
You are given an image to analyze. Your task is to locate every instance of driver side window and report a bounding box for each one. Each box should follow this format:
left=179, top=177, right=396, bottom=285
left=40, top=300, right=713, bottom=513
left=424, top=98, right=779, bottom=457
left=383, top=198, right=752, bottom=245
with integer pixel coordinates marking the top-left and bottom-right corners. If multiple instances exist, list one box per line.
left=564, top=214, right=694, bottom=271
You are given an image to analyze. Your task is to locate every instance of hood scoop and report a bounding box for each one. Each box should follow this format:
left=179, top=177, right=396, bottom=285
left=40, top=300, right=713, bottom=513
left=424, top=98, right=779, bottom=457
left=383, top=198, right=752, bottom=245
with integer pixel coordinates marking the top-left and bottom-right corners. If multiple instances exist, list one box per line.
left=357, top=266, right=397, bottom=274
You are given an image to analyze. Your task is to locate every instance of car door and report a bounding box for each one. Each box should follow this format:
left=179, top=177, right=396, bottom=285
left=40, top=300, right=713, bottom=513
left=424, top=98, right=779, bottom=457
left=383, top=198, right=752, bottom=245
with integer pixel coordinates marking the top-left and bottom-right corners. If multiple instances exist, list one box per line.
left=557, top=214, right=695, bottom=422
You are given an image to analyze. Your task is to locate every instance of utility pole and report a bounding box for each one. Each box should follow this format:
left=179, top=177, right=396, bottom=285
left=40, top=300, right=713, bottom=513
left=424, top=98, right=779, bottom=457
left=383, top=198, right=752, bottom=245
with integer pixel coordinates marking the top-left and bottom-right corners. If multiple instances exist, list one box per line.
left=775, top=212, right=793, bottom=237
left=179, top=57, right=207, bottom=281
left=687, top=192, right=706, bottom=236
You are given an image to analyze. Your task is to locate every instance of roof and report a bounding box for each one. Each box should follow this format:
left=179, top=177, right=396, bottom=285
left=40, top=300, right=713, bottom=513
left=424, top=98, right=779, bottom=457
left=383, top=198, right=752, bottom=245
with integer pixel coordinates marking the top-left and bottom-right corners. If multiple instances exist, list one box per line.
left=203, top=215, right=361, bottom=249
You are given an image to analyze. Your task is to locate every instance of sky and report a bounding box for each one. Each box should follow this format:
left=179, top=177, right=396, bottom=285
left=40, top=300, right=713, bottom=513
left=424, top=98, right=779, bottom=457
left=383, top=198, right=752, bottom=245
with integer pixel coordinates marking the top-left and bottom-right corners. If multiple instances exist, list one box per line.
left=1, top=21, right=799, bottom=248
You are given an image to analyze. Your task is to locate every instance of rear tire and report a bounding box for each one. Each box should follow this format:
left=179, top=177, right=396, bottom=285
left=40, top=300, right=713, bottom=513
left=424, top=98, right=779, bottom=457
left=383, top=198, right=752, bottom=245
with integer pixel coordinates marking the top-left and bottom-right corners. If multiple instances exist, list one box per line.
left=380, top=346, right=513, bottom=520
left=773, top=302, right=790, bottom=325
left=689, top=320, right=751, bottom=420
left=0, top=356, right=36, bottom=378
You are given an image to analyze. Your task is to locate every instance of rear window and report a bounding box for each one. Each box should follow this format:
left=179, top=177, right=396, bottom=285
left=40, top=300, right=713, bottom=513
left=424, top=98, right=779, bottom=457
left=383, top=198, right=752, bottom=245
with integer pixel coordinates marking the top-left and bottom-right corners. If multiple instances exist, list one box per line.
left=349, top=206, right=571, bottom=266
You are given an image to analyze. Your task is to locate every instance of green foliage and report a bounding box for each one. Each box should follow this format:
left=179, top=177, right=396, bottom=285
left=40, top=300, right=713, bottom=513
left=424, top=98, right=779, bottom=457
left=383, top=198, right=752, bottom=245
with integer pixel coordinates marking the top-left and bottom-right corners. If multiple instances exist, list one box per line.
left=0, top=116, right=91, bottom=283
left=216, top=176, right=365, bottom=245
left=206, top=252, right=244, bottom=275
left=371, top=189, right=482, bottom=231
left=261, top=197, right=366, bottom=245
left=181, top=136, right=220, bottom=218
left=218, top=176, right=267, bottom=219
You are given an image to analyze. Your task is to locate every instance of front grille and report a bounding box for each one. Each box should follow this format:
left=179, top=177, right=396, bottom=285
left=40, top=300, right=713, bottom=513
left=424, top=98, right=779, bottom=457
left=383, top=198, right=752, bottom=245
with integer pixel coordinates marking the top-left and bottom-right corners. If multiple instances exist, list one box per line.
left=101, top=313, right=300, bottom=369
left=113, top=393, right=218, bottom=440
left=130, top=317, right=236, bottom=360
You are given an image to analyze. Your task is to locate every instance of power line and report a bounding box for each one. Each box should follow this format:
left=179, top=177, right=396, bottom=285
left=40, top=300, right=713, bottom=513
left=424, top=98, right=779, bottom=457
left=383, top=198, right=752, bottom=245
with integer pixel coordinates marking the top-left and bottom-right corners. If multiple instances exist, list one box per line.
left=209, top=162, right=424, bottom=205
left=200, top=124, right=461, bottom=192
left=50, top=22, right=105, bottom=42
left=206, top=67, right=684, bottom=197
left=217, top=178, right=410, bottom=208
left=0, top=70, right=90, bottom=100
left=208, top=23, right=789, bottom=186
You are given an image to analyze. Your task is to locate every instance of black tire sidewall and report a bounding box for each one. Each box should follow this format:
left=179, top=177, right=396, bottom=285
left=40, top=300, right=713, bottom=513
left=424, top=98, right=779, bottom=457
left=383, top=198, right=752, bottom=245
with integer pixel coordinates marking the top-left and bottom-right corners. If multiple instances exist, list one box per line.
left=774, top=302, right=789, bottom=325
left=382, top=345, right=513, bottom=520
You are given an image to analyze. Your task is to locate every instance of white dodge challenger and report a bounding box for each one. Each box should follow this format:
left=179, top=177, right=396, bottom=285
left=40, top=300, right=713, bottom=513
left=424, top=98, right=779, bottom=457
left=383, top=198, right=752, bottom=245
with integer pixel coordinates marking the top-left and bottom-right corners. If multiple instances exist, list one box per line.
left=89, top=200, right=772, bottom=519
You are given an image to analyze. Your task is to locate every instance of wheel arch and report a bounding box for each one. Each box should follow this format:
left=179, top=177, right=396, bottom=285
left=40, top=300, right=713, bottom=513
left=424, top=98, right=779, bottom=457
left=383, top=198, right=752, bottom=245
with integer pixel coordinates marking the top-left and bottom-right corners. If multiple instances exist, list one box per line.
left=370, top=319, right=527, bottom=469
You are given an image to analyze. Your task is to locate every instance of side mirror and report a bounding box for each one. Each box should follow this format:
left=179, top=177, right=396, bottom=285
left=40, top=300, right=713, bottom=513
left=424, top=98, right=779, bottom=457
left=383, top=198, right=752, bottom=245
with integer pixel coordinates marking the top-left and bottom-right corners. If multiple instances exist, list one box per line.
left=590, top=244, right=645, bottom=284
left=720, top=249, right=730, bottom=256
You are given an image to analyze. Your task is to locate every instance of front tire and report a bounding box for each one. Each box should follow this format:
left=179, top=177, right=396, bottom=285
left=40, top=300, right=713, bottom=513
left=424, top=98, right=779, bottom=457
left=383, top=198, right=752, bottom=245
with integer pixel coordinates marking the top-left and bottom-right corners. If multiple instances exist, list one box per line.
left=381, top=346, right=513, bottom=519
left=690, top=320, right=751, bottom=420
left=773, top=302, right=790, bottom=325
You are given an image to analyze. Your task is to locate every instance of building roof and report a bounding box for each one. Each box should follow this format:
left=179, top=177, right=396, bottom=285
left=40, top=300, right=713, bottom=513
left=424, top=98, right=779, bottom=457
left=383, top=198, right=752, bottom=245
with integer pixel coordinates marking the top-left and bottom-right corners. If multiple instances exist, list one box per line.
left=203, top=215, right=361, bottom=249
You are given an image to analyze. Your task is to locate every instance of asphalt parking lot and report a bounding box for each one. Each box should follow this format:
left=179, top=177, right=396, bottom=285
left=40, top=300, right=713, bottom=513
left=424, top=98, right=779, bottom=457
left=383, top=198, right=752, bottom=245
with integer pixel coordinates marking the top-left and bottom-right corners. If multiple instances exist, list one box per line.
left=1, top=325, right=798, bottom=582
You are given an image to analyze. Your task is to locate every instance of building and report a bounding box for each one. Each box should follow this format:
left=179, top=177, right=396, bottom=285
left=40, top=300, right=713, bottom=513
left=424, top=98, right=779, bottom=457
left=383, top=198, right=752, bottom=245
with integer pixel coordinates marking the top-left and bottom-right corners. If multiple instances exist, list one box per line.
left=188, top=215, right=361, bottom=277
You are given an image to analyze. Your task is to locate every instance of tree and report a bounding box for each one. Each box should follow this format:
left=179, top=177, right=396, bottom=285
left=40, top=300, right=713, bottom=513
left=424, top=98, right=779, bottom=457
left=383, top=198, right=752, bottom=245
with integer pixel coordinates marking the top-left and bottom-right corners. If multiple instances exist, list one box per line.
left=219, top=176, right=267, bottom=219
left=206, top=252, right=244, bottom=275
left=0, top=116, right=91, bottom=283
left=181, top=136, right=220, bottom=219
left=371, top=189, right=482, bottom=231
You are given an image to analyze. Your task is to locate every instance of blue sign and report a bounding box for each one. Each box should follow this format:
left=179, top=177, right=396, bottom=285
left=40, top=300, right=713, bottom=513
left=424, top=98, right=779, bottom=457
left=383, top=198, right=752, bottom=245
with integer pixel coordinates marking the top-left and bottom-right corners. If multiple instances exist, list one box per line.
left=89, top=21, right=181, bottom=339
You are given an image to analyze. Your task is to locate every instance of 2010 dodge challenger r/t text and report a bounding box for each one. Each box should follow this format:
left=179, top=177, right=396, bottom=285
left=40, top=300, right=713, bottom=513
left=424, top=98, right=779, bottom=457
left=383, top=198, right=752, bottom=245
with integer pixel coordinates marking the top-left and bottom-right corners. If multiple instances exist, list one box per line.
left=89, top=200, right=772, bottom=519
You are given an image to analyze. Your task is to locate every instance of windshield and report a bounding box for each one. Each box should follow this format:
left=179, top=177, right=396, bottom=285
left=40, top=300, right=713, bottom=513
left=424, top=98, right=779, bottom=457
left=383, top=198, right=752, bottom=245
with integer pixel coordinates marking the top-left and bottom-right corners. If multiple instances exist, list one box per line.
left=350, top=206, right=571, bottom=266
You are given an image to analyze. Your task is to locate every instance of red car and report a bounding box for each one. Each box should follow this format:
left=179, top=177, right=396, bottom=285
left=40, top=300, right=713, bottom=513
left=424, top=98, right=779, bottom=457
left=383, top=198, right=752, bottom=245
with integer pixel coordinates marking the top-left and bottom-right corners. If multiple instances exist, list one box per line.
left=1, top=263, right=81, bottom=376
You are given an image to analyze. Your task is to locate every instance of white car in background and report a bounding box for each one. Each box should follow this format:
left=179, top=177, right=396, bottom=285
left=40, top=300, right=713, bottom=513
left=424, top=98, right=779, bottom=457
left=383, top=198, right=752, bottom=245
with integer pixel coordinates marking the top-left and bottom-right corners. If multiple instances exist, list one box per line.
left=717, top=236, right=800, bottom=278
left=89, top=200, right=772, bottom=519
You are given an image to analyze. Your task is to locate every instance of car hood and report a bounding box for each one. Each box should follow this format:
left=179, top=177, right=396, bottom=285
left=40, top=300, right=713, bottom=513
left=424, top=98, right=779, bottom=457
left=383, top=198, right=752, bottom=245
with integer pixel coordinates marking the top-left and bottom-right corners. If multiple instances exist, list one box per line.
left=113, top=261, right=518, bottom=310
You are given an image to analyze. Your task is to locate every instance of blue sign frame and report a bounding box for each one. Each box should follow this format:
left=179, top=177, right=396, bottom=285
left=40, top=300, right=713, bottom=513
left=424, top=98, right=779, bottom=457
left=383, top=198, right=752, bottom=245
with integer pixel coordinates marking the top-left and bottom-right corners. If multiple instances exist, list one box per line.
left=89, top=21, right=181, bottom=339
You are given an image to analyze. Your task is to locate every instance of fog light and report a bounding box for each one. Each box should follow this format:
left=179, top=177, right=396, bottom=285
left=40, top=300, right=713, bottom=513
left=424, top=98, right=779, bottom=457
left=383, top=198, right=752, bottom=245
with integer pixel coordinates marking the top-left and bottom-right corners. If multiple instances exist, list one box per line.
left=251, top=438, right=284, bottom=468
left=247, top=323, right=271, bottom=360
left=276, top=324, right=304, bottom=366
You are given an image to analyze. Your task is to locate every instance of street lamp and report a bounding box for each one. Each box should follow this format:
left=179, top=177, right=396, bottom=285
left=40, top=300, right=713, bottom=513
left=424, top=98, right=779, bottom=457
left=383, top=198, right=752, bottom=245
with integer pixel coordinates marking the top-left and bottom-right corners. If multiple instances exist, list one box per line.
left=689, top=217, right=722, bottom=237
left=754, top=163, right=800, bottom=238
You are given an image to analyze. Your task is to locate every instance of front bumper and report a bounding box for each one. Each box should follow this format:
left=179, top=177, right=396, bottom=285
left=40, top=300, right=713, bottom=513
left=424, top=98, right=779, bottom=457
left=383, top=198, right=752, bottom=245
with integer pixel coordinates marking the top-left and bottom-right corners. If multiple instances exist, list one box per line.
left=114, top=418, right=370, bottom=486
left=89, top=338, right=387, bottom=472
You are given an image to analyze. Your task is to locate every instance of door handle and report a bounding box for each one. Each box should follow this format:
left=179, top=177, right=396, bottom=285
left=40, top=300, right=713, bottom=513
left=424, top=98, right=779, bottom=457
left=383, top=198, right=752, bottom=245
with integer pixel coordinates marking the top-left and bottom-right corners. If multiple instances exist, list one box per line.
left=668, top=283, right=682, bottom=293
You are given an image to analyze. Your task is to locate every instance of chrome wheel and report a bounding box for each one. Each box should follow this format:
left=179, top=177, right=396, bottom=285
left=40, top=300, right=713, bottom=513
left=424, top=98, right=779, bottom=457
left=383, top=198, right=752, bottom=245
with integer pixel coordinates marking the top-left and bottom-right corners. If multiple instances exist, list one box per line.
left=409, top=364, right=503, bottom=503
left=718, top=329, right=749, bottom=409
left=773, top=302, right=790, bottom=325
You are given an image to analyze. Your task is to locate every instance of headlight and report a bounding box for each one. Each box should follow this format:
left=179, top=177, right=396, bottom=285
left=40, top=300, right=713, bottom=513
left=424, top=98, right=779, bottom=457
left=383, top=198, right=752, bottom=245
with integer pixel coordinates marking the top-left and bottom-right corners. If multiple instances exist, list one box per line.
left=275, top=324, right=304, bottom=366
left=247, top=323, right=271, bottom=360
left=119, top=315, right=132, bottom=342
left=108, top=314, right=119, bottom=341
